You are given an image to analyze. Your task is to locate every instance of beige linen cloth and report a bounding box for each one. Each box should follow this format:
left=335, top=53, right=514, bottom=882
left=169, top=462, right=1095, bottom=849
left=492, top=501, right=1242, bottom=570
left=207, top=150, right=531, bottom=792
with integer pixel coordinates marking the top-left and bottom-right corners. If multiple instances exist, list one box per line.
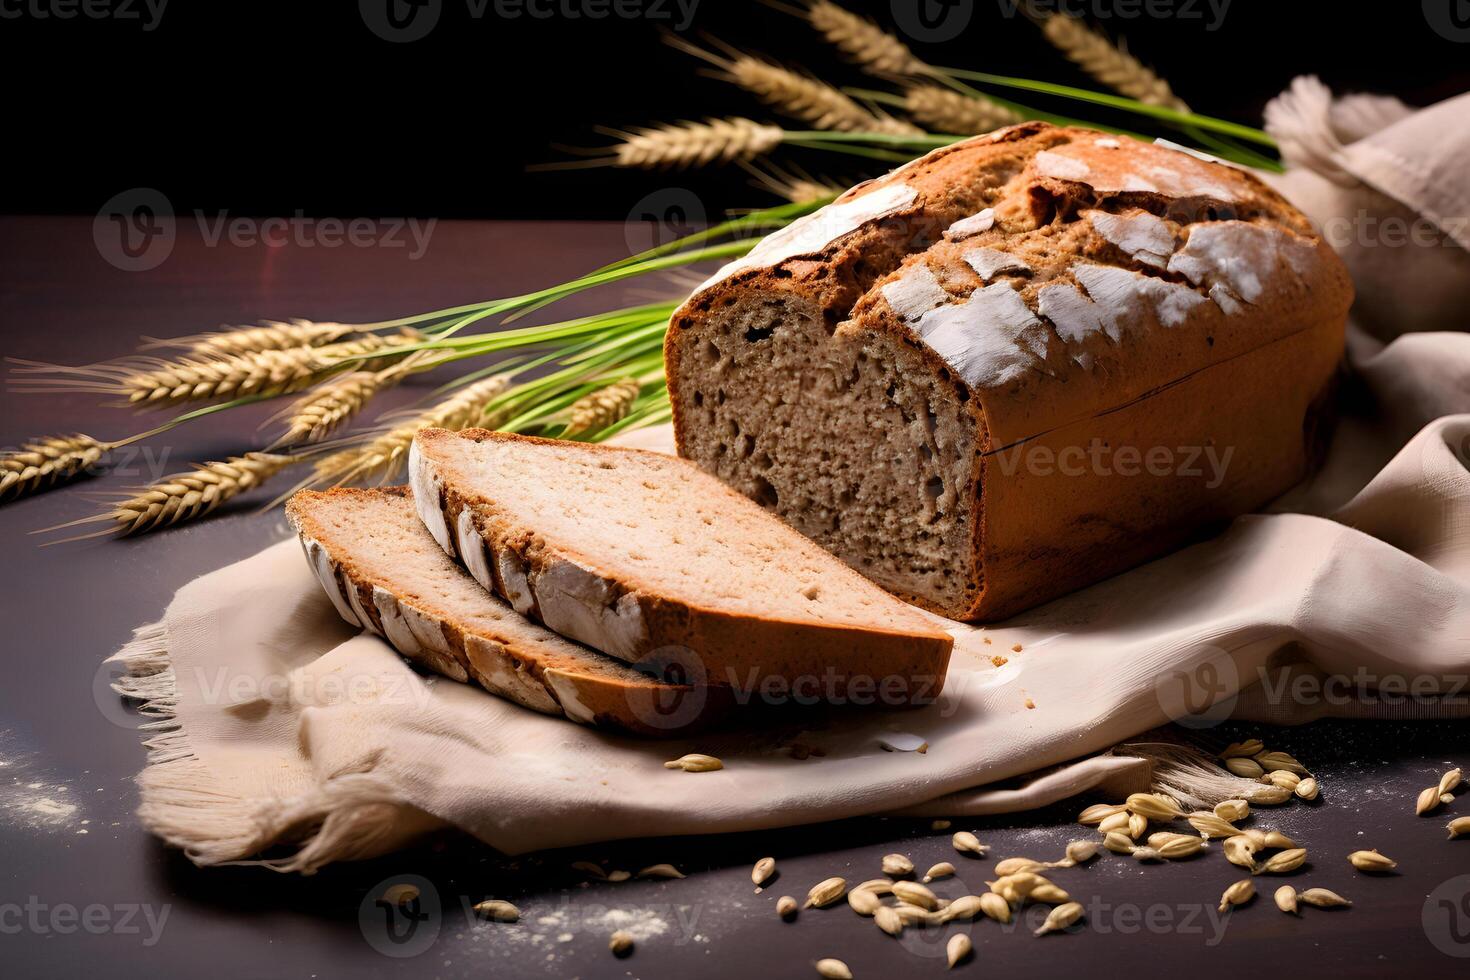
left=112, top=81, right=1470, bottom=871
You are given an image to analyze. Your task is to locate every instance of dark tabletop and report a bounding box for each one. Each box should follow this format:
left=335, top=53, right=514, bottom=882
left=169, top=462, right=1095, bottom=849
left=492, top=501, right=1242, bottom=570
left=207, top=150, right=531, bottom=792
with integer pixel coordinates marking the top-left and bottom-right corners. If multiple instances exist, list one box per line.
left=1, top=216, right=1467, bottom=979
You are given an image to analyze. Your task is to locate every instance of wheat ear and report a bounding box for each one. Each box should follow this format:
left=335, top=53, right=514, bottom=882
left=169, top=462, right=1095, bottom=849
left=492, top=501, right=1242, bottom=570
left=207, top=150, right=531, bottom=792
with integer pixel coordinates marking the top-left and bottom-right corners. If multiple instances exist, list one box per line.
left=112, top=453, right=294, bottom=535
left=1041, top=13, right=1189, bottom=111
left=311, top=374, right=513, bottom=486
left=904, top=85, right=1024, bottom=135
left=612, top=118, right=785, bottom=170
left=731, top=58, right=920, bottom=134
left=806, top=0, right=928, bottom=77
left=565, top=378, right=641, bottom=437
left=1, top=434, right=107, bottom=503
left=11, top=333, right=411, bottom=408
left=43, top=452, right=296, bottom=540
left=141, top=319, right=361, bottom=357
left=271, top=370, right=399, bottom=447
left=666, top=35, right=918, bottom=135
left=742, top=161, right=847, bottom=204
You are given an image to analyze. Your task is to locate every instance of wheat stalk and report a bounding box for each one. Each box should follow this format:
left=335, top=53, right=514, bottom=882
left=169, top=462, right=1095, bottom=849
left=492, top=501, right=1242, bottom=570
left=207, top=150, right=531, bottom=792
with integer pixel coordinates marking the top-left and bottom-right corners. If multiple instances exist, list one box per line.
left=740, top=161, right=846, bottom=205
left=111, top=453, right=293, bottom=535
left=807, top=0, right=928, bottom=77
left=1041, top=13, right=1189, bottom=111
left=0, top=434, right=107, bottom=503
left=780, top=177, right=845, bottom=204
left=271, top=370, right=399, bottom=447
left=613, top=118, right=785, bottom=170
left=904, top=85, right=1025, bottom=134
left=312, top=374, right=513, bottom=486
left=666, top=35, right=919, bottom=136
left=142, top=319, right=361, bottom=357
left=44, top=452, right=297, bottom=539
left=13, top=333, right=412, bottom=409
left=565, top=378, right=640, bottom=436
left=733, top=58, right=921, bottom=134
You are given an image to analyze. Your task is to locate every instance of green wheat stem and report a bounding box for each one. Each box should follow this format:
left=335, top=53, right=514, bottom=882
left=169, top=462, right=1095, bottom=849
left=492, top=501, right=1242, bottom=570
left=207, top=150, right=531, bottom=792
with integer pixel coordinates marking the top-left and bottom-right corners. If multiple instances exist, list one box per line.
left=934, top=67, right=1278, bottom=147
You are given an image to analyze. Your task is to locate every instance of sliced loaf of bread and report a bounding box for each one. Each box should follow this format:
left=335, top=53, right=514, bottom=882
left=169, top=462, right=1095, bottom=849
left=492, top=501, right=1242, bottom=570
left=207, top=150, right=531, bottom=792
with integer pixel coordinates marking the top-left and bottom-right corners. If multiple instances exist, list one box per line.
left=286, top=486, right=724, bottom=735
left=408, top=429, right=954, bottom=704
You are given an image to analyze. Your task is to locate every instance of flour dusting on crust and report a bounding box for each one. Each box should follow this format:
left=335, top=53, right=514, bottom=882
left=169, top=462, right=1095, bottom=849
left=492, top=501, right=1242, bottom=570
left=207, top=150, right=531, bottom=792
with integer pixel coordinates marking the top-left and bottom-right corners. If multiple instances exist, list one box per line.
left=1167, top=222, right=1316, bottom=308
left=907, top=282, right=1050, bottom=388
left=1085, top=210, right=1176, bottom=268
left=699, top=182, right=918, bottom=290
left=963, top=247, right=1032, bottom=281
left=881, top=264, right=950, bottom=322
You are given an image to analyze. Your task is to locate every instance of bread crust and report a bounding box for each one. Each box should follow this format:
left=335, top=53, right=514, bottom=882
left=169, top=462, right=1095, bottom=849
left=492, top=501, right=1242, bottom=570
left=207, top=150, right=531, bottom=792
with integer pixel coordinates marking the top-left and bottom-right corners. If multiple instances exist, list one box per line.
left=287, top=486, right=727, bottom=736
left=409, top=429, right=954, bottom=705
left=667, top=124, right=1353, bottom=620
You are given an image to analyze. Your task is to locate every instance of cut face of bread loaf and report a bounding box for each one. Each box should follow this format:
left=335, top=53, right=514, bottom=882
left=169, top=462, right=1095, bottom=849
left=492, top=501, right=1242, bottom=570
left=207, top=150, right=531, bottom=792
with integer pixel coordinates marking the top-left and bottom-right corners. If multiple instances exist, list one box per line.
left=286, top=486, right=725, bottom=736
left=408, top=429, right=953, bottom=704
left=667, top=124, right=1353, bottom=620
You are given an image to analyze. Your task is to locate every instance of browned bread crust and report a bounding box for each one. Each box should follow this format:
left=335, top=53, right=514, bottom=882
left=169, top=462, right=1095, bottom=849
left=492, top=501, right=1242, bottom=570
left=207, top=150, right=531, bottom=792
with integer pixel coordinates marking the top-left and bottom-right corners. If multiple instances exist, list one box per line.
left=408, top=428, right=954, bottom=704
left=666, top=124, right=1352, bottom=620
left=286, top=486, right=728, bottom=736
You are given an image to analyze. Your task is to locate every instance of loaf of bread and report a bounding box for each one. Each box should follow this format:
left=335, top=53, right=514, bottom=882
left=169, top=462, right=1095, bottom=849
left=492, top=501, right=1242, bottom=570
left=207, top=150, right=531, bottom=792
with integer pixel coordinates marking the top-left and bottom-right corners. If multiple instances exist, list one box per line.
left=287, top=486, right=726, bottom=735
left=408, top=428, right=953, bottom=702
left=666, top=123, right=1353, bottom=620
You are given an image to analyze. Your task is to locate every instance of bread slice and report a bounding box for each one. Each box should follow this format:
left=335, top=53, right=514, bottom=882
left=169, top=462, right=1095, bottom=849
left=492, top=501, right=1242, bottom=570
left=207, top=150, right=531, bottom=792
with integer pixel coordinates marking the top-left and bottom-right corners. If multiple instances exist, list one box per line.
left=286, top=486, right=726, bottom=736
left=408, top=429, right=953, bottom=704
